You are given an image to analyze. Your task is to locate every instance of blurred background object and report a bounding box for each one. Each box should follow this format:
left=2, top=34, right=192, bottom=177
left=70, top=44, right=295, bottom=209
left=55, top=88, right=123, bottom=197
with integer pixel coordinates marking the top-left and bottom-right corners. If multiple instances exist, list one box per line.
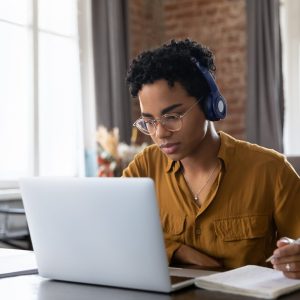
left=96, top=126, right=147, bottom=177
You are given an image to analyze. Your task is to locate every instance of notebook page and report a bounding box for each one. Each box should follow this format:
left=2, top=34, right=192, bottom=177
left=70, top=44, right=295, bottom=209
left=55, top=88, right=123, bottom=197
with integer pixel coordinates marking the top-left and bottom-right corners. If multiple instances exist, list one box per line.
left=195, top=265, right=300, bottom=299
left=0, top=249, right=38, bottom=278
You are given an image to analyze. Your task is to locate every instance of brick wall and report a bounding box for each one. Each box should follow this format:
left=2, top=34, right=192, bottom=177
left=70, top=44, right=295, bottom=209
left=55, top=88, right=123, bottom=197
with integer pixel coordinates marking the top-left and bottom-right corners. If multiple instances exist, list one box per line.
left=127, top=0, right=247, bottom=141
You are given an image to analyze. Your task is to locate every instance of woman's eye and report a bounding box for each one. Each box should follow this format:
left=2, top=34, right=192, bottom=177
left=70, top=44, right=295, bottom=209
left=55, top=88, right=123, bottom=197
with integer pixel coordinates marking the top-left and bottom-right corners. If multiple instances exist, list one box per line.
left=164, top=114, right=178, bottom=121
left=145, top=120, right=155, bottom=126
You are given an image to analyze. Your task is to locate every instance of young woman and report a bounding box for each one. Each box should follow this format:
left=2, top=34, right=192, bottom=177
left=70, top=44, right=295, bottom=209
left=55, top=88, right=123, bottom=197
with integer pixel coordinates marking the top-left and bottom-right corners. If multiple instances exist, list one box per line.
left=123, top=39, right=300, bottom=279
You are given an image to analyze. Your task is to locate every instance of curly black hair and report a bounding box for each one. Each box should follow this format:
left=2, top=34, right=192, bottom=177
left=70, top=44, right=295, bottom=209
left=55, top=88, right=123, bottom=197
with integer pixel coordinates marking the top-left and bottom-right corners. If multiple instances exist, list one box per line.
left=126, top=39, right=216, bottom=101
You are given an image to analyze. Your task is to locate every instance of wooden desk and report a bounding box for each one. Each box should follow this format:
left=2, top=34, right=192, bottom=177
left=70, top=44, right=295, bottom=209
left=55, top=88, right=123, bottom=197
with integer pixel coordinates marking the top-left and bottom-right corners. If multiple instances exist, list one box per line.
left=1, top=274, right=300, bottom=300
left=0, top=250, right=299, bottom=299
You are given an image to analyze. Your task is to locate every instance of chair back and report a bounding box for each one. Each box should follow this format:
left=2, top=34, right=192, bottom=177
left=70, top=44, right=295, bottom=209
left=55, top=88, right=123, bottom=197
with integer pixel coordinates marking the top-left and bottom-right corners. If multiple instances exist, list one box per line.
left=287, top=156, right=300, bottom=175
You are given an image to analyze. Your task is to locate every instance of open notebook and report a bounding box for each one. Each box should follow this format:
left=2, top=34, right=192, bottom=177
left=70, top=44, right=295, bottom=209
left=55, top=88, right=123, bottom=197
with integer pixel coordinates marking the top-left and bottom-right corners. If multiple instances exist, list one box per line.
left=195, top=265, right=300, bottom=299
left=0, top=249, right=37, bottom=278
left=20, top=177, right=195, bottom=293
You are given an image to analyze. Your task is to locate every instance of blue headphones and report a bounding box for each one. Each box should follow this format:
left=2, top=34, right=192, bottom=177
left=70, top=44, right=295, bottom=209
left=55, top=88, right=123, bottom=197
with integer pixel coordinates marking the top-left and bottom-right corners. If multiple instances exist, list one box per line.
left=191, top=57, right=227, bottom=121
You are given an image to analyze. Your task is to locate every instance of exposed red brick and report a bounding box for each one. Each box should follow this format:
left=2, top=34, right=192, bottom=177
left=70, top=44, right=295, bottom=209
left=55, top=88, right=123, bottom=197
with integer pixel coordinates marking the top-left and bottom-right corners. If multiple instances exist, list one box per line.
left=128, top=0, right=247, bottom=141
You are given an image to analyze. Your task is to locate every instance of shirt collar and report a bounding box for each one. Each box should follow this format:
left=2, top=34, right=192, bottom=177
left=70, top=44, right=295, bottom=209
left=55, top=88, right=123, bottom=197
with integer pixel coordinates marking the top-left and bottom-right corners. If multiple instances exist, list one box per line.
left=217, top=131, right=236, bottom=171
left=165, top=158, right=181, bottom=173
left=164, top=131, right=236, bottom=174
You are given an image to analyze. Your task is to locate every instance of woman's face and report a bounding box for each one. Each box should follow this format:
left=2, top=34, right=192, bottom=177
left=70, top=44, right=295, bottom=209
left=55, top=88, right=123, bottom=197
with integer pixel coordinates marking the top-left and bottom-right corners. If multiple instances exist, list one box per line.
left=138, top=79, right=209, bottom=161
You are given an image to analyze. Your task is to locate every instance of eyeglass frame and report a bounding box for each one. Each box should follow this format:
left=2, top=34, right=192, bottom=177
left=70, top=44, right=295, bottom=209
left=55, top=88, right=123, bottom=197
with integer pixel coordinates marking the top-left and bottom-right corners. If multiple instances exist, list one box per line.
left=133, top=99, right=202, bottom=136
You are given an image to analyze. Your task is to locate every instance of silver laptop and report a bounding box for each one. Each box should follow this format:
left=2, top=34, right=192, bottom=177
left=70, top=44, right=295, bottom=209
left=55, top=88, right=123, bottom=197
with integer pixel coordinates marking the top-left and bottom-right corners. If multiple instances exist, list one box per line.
left=20, top=177, right=195, bottom=293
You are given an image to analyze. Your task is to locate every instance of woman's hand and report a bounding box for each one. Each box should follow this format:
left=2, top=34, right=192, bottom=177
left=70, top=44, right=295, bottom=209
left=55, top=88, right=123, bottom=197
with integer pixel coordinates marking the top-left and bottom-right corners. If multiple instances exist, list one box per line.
left=172, top=244, right=222, bottom=268
left=270, top=238, right=300, bottom=279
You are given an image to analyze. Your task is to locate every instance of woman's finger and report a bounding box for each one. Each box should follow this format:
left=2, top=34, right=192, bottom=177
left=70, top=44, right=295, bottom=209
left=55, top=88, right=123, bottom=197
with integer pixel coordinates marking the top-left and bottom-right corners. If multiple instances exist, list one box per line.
left=273, top=243, right=300, bottom=258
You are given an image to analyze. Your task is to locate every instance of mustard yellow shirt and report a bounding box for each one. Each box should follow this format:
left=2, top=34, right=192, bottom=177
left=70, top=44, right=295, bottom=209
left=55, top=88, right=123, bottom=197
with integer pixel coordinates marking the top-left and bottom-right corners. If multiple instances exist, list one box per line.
left=122, top=132, right=300, bottom=268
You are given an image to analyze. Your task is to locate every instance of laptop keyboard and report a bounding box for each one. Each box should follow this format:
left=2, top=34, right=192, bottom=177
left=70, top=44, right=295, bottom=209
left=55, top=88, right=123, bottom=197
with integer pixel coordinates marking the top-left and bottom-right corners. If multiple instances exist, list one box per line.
left=170, top=275, right=191, bottom=285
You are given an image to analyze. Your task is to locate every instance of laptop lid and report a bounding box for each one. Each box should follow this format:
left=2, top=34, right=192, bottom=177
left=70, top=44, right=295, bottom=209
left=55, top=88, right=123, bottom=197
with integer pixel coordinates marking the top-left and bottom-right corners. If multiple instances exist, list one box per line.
left=20, top=177, right=194, bottom=293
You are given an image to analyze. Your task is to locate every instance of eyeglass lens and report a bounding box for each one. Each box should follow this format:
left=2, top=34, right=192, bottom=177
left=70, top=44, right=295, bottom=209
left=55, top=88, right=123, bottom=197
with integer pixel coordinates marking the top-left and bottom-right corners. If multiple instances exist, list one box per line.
left=134, top=99, right=201, bottom=135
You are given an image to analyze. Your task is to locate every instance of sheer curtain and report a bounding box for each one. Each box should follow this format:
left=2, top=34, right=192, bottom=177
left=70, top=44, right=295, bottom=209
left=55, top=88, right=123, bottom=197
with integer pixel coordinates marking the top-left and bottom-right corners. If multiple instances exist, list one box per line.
left=0, top=0, right=93, bottom=186
left=246, top=0, right=284, bottom=152
left=281, top=0, right=300, bottom=155
left=92, top=0, right=131, bottom=144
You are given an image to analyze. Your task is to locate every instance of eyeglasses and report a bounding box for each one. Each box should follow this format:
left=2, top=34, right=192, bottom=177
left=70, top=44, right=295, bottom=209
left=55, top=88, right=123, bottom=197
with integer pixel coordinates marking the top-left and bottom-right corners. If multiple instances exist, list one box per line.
left=133, top=100, right=201, bottom=135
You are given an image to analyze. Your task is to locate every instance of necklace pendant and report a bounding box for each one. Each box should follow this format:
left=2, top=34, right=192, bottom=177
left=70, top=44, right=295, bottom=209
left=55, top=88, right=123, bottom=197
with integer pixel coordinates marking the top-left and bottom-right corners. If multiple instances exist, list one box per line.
left=194, top=195, right=199, bottom=201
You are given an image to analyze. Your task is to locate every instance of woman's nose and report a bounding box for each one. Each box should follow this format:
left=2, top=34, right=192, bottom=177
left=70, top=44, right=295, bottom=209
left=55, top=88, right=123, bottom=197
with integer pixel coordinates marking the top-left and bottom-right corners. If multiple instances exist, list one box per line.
left=155, top=122, right=172, bottom=138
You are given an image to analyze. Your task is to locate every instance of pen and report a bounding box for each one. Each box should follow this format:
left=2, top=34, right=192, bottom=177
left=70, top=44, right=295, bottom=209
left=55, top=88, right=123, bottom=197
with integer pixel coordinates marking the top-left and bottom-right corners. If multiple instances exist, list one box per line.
left=265, top=237, right=300, bottom=262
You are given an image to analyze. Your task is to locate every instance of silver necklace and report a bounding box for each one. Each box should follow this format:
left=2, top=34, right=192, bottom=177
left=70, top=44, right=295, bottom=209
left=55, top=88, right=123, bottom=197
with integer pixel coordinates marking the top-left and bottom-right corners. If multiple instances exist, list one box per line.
left=183, top=162, right=219, bottom=202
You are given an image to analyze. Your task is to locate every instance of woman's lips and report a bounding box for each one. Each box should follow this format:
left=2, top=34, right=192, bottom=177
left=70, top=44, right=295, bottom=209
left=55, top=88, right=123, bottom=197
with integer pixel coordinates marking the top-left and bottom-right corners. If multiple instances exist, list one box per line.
left=159, top=143, right=180, bottom=155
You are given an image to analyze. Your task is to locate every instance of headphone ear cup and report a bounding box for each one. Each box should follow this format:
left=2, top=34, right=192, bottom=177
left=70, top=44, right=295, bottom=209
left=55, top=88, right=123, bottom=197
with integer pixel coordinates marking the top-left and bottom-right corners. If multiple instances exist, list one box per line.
left=200, top=95, right=213, bottom=120
left=214, top=95, right=227, bottom=120
left=201, top=94, right=226, bottom=121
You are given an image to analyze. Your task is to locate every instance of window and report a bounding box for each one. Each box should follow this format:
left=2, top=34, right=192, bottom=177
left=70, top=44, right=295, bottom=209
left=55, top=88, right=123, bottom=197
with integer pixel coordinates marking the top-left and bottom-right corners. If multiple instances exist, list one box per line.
left=280, top=0, right=300, bottom=155
left=0, top=0, right=87, bottom=185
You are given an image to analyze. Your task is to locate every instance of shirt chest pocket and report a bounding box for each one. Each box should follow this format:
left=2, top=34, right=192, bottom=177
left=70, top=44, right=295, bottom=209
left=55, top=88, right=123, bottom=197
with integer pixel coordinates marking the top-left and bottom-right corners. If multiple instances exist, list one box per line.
left=161, top=213, right=186, bottom=236
left=214, top=215, right=269, bottom=241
